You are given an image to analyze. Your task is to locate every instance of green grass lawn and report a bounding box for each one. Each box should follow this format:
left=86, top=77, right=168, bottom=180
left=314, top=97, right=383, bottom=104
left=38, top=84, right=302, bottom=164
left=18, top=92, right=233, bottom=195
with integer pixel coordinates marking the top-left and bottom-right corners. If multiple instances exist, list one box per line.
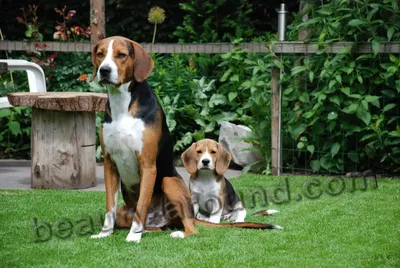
left=1, top=175, right=399, bottom=267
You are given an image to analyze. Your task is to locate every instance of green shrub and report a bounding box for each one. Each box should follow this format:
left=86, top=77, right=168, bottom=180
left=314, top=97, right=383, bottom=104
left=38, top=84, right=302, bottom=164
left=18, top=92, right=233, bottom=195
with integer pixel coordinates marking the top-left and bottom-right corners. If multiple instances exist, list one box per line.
left=276, top=0, right=400, bottom=174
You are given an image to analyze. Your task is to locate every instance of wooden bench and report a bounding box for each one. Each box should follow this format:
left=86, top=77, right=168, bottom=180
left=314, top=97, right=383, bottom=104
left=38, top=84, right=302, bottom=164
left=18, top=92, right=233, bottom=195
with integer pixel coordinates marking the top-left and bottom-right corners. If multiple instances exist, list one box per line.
left=8, top=92, right=107, bottom=189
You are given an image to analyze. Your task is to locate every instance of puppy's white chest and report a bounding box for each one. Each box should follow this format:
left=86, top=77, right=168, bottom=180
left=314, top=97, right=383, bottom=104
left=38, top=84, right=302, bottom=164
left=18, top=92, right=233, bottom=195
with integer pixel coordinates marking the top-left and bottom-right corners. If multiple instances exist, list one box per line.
left=103, top=83, right=145, bottom=188
left=190, top=175, right=221, bottom=194
left=190, top=172, right=222, bottom=214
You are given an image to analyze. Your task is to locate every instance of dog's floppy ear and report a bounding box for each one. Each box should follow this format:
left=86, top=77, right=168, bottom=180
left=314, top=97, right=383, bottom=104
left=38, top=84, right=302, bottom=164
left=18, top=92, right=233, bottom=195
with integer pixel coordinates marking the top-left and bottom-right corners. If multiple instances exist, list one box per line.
left=89, top=43, right=99, bottom=82
left=215, top=143, right=231, bottom=175
left=182, top=142, right=198, bottom=175
left=129, top=41, right=154, bottom=82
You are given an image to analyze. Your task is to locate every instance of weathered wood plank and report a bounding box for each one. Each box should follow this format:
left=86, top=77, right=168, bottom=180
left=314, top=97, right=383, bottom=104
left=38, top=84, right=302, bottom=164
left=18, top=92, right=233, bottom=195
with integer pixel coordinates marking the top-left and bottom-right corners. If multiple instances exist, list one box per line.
left=8, top=92, right=107, bottom=112
left=31, top=108, right=96, bottom=189
left=1, top=40, right=399, bottom=54
left=271, top=66, right=281, bottom=176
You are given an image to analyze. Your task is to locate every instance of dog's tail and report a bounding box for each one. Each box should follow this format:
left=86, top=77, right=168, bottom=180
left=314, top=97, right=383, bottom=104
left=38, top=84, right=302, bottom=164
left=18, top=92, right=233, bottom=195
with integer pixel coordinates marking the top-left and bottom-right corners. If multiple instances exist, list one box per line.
left=194, top=219, right=282, bottom=230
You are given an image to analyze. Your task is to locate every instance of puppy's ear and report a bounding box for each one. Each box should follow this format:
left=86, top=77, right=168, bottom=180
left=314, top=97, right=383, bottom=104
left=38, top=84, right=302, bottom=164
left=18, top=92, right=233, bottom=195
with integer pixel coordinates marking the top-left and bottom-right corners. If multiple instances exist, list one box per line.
left=215, top=143, right=231, bottom=175
left=182, top=143, right=198, bottom=175
left=129, top=41, right=154, bottom=82
left=89, top=43, right=99, bottom=82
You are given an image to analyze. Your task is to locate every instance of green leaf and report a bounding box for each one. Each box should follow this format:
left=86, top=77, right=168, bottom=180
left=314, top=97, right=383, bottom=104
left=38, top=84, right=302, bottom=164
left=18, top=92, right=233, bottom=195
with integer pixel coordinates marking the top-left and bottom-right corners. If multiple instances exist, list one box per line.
left=364, top=95, right=380, bottom=102
left=303, top=111, right=315, bottom=119
left=331, top=142, right=340, bottom=158
left=372, top=40, right=380, bottom=55
left=273, top=59, right=284, bottom=70
left=228, top=92, right=237, bottom=102
left=348, top=152, right=359, bottom=163
left=8, top=121, right=21, bottom=136
left=241, top=80, right=252, bottom=89
left=328, top=112, right=338, bottom=120
left=208, top=94, right=227, bottom=108
left=25, top=27, right=33, bottom=37
left=220, top=69, right=232, bottom=82
left=213, top=112, right=237, bottom=124
left=348, top=19, right=369, bottom=26
left=329, top=80, right=337, bottom=89
left=341, top=87, right=350, bottom=96
left=389, top=54, right=399, bottom=64
left=230, top=74, right=239, bottom=82
left=382, top=90, right=395, bottom=97
left=309, top=71, right=314, bottom=83
left=290, top=124, right=306, bottom=140
left=310, top=160, right=320, bottom=171
left=387, top=27, right=394, bottom=41
left=291, top=66, right=307, bottom=75
left=356, top=105, right=371, bottom=125
left=307, top=145, right=315, bottom=154
left=383, top=103, right=396, bottom=112
left=330, top=96, right=341, bottom=106
left=357, top=75, right=363, bottom=84
left=0, top=109, right=11, bottom=118
left=335, top=75, right=342, bottom=84
left=361, top=100, right=368, bottom=110
left=349, top=94, right=362, bottom=99
left=342, top=103, right=358, bottom=114
left=297, top=142, right=305, bottom=149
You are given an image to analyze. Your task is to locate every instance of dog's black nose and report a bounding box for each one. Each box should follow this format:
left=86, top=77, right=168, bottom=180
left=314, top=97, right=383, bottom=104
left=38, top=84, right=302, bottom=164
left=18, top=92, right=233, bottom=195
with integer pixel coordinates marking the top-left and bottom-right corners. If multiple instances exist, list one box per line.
left=99, top=66, right=111, bottom=77
left=202, top=159, right=210, bottom=166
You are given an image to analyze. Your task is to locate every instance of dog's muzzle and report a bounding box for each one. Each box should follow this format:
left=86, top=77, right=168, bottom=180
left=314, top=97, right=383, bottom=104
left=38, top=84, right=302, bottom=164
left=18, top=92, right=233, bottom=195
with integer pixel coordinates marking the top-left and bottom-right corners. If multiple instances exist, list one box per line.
left=200, top=159, right=211, bottom=169
left=99, top=66, right=112, bottom=83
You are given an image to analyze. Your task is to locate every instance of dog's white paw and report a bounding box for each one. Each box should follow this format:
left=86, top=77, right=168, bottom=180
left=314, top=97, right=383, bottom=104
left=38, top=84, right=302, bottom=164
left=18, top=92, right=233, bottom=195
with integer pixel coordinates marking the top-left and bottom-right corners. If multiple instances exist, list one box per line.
left=267, top=209, right=279, bottom=215
left=222, top=213, right=232, bottom=220
left=170, top=231, right=185, bottom=239
left=126, top=232, right=142, bottom=243
left=273, top=225, right=283, bottom=230
left=91, top=230, right=113, bottom=239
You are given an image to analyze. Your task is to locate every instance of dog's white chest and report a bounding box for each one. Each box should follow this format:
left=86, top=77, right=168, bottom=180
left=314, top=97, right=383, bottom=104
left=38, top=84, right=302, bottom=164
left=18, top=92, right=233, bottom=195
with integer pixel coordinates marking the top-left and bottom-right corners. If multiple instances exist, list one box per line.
left=190, top=175, right=221, bottom=194
left=103, top=83, right=144, bottom=188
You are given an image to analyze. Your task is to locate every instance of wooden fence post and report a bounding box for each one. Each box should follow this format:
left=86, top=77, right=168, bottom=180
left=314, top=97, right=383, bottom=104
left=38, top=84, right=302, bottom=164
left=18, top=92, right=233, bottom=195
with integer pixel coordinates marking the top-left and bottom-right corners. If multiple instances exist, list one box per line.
left=90, top=0, right=105, bottom=43
left=271, top=66, right=281, bottom=176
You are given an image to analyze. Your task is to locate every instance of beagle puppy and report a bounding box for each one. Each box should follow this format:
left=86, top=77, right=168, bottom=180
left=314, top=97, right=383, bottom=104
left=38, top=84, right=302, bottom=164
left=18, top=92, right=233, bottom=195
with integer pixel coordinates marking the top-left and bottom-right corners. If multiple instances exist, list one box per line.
left=182, top=139, right=279, bottom=224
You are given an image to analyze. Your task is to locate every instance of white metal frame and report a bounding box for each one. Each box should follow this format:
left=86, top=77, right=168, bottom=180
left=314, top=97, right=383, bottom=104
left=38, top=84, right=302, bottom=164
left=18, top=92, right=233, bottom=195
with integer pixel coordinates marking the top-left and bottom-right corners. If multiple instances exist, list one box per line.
left=0, top=60, right=46, bottom=109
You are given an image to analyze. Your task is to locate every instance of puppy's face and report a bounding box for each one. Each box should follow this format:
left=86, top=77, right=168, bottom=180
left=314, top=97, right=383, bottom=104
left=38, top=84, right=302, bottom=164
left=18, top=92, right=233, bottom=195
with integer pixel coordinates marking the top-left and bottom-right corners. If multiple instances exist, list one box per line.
left=182, top=139, right=231, bottom=176
left=90, top=36, right=154, bottom=86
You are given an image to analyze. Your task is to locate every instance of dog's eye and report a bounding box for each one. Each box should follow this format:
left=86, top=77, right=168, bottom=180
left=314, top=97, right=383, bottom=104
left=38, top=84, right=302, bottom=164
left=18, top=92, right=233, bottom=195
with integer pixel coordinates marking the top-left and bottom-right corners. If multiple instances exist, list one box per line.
left=97, top=52, right=104, bottom=58
left=211, top=150, right=217, bottom=154
left=117, top=53, right=127, bottom=59
left=196, top=150, right=202, bottom=154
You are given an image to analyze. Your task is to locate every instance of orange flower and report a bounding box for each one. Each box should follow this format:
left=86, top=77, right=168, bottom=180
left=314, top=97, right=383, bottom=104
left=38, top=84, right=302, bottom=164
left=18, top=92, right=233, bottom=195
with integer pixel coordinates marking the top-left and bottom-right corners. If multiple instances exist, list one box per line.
left=77, top=74, right=88, bottom=81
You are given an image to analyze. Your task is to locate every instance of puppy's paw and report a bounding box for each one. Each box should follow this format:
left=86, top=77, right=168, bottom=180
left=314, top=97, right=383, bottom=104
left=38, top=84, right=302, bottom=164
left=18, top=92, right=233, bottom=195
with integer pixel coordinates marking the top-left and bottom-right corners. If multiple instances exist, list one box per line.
left=170, top=231, right=185, bottom=239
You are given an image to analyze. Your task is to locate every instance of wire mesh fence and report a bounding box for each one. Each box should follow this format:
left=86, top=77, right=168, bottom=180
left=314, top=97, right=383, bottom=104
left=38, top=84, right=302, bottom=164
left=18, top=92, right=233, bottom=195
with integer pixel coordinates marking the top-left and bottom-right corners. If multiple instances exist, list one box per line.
left=278, top=53, right=400, bottom=177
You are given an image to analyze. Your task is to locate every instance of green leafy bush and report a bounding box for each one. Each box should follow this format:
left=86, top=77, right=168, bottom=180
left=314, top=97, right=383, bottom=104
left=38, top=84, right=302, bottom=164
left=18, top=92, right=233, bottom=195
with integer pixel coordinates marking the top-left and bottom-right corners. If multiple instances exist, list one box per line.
left=277, top=0, right=400, bottom=174
left=0, top=107, right=31, bottom=159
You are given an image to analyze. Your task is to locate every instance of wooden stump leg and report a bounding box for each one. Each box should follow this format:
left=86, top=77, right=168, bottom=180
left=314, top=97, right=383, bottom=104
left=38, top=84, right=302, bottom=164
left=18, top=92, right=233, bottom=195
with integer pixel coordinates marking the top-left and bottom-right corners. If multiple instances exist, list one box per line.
left=31, top=108, right=97, bottom=189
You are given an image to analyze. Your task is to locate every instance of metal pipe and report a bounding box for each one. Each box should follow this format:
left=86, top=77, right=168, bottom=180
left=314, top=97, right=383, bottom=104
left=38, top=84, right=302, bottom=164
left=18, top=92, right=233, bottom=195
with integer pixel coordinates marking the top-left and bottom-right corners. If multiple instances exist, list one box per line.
left=278, top=3, right=288, bottom=41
